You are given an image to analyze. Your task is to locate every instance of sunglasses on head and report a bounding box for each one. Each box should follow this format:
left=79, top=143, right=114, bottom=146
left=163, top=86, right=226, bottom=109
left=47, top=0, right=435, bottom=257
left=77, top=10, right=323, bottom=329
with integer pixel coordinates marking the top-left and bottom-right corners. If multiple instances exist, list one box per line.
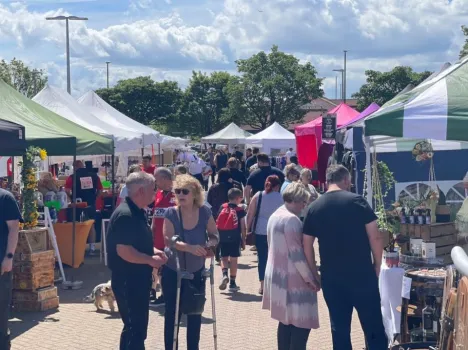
left=174, top=188, right=190, bottom=195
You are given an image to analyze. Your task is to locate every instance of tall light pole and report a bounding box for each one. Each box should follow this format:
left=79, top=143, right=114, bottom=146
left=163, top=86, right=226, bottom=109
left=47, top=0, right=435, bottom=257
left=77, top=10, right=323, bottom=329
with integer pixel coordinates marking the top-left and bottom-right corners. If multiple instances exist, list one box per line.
left=105, top=61, right=111, bottom=89
left=343, top=50, right=348, bottom=103
left=335, top=75, right=338, bottom=100
left=333, top=69, right=344, bottom=101
left=46, top=15, right=88, bottom=94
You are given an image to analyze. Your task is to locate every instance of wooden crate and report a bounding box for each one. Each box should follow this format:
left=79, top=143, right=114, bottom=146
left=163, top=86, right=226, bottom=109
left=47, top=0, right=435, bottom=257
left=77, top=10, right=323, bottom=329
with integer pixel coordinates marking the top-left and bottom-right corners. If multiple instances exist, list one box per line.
left=15, top=228, right=49, bottom=255
left=12, top=286, right=57, bottom=302
left=13, top=250, right=55, bottom=291
left=12, top=296, right=59, bottom=312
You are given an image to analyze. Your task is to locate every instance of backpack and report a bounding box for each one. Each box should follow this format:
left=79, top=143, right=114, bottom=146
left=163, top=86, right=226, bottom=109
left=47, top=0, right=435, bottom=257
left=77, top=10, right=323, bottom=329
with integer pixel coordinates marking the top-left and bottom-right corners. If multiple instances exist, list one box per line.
left=216, top=203, right=242, bottom=243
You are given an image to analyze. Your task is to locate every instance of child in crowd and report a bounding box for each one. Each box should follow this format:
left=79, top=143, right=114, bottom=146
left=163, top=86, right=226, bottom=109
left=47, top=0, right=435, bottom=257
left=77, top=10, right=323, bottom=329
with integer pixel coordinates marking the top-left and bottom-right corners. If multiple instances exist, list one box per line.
left=216, top=188, right=246, bottom=292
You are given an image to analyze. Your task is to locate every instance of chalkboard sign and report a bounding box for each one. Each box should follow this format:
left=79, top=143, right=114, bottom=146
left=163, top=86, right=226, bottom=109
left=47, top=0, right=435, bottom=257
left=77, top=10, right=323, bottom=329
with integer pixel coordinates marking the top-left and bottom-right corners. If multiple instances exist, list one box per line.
left=322, top=113, right=337, bottom=140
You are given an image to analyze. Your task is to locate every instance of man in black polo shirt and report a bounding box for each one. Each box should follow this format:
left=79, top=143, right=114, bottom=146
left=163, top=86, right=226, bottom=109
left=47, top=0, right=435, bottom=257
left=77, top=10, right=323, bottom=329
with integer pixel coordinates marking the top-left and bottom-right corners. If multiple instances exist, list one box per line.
left=245, top=147, right=259, bottom=174
left=244, top=153, right=285, bottom=203
left=303, top=165, right=387, bottom=349
left=107, top=172, right=168, bottom=349
left=0, top=188, right=22, bottom=350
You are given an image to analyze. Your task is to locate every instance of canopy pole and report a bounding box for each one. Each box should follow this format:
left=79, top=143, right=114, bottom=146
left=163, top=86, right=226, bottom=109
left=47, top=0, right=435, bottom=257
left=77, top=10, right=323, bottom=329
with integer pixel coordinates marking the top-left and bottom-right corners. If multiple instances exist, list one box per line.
left=111, top=151, right=115, bottom=211
left=10, top=157, right=14, bottom=191
left=158, top=143, right=161, bottom=166
left=364, top=136, right=373, bottom=207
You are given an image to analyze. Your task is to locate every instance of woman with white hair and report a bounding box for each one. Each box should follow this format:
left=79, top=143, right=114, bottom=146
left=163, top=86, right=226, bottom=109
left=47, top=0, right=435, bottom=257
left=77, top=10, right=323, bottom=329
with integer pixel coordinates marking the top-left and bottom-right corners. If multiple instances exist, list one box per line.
left=263, top=182, right=320, bottom=350
left=299, top=168, right=320, bottom=221
left=280, top=163, right=301, bottom=194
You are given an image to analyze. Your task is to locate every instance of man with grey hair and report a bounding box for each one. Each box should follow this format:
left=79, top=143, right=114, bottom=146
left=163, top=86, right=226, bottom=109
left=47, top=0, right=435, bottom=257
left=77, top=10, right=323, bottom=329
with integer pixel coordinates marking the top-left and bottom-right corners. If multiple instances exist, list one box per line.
left=302, top=164, right=387, bottom=349
left=107, top=171, right=168, bottom=349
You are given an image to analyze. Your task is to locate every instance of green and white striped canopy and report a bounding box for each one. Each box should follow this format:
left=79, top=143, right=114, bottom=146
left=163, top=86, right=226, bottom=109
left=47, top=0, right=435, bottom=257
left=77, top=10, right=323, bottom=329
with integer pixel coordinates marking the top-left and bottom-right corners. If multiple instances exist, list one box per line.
left=365, top=56, right=468, bottom=142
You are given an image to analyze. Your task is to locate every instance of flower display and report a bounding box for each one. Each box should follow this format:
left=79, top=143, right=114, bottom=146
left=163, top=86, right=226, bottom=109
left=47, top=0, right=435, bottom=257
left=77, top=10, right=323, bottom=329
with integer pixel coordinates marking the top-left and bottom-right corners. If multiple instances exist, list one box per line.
left=19, top=146, right=47, bottom=230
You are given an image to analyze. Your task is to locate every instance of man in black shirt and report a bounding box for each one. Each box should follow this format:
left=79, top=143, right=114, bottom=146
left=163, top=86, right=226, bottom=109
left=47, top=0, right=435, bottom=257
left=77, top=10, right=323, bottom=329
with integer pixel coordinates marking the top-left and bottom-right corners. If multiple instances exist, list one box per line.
left=244, top=153, right=285, bottom=203
left=244, top=147, right=259, bottom=174
left=303, top=165, right=387, bottom=349
left=107, top=172, right=168, bottom=349
left=0, top=189, right=22, bottom=350
left=227, top=157, right=246, bottom=188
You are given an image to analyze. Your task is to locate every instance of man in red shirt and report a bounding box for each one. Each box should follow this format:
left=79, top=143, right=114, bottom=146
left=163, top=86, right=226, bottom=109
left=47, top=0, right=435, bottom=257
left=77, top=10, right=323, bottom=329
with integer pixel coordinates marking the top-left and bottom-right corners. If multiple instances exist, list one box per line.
left=65, top=160, right=103, bottom=255
left=141, top=155, right=156, bottom=175
left=150, top=167, right=175, bottom=306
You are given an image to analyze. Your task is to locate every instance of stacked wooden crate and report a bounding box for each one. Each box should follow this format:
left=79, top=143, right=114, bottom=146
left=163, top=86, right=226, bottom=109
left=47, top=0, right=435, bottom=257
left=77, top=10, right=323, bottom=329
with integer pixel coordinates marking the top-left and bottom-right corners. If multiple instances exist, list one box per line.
left=400, top=222, right=457, bottom=263
left=12, top=228, right=59, bottom=312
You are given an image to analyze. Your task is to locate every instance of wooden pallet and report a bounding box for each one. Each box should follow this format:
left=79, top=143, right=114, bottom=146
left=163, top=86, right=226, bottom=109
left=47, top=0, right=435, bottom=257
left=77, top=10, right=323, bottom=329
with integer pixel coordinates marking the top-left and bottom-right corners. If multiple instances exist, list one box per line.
left=12, top=286, right=57, bottom=302
left=12, top=296, right=59, bottom=312
left=12, top=250, right=55, bottom=291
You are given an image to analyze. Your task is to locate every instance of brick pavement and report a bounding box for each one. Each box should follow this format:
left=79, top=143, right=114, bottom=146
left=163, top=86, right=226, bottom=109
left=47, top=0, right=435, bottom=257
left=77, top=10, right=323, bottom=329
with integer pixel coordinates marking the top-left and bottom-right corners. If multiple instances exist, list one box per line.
left=11, top=251, right=366, bottom=350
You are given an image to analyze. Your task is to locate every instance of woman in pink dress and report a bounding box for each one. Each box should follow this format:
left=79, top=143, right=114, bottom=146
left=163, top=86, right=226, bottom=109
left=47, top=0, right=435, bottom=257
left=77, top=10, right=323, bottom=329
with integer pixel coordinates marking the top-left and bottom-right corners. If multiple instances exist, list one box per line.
left=263, top=182, right=320, bottom=350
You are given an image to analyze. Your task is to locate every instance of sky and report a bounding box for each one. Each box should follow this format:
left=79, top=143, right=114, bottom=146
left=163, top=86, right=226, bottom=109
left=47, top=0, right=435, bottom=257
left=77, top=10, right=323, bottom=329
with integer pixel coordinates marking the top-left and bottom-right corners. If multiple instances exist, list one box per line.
left=0, top=0, right=467, bottom=100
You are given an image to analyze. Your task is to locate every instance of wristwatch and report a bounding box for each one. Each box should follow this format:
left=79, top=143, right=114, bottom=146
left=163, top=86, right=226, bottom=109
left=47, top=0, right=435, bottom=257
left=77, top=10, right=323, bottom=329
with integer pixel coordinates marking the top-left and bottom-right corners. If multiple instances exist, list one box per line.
left=6, top=253, right=13, bottom=259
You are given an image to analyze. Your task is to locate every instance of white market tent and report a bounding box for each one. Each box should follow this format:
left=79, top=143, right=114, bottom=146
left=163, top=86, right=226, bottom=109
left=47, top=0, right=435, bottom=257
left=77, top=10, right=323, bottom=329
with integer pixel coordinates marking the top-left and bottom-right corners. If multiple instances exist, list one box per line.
left=201, top=122, right=252, bottom=145
left=33, top=85, right=143, bottom=153
left=246, top=122, right=296, bottom=154
left=77, top=91, right=161, bottom=147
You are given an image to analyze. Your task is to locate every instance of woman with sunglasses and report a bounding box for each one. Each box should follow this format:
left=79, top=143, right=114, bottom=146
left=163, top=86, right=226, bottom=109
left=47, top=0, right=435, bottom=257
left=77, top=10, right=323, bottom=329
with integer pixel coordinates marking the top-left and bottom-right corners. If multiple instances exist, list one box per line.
left=162, top=175, right=219, bottom=350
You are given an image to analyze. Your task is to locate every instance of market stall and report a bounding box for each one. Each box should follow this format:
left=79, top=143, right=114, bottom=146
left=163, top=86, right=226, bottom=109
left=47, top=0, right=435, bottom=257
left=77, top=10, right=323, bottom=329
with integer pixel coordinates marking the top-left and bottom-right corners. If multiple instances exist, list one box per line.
left=201, top=122, right=252, bottom=145
left=246, top=122, right=295, bottom=155
left=362, top=56, right=468, bottom=349
left=295, top=102, right=359, bottom=169
left=0, top=118, right=26, bottom=156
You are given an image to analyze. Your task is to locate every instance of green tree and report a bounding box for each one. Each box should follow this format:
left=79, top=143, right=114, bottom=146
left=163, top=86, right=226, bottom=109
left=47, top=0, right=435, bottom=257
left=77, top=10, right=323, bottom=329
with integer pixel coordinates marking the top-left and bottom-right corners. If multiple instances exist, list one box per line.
left=177, top=71, right=233, bottom=136
left=0, top=58, right=47, bottom=98
left=96, top=77, right=183, bottom=126
left=227, top=45, right=323, bottom=130
left=352, top=66, right=432, bottom=111
left=460, top=25, right=468, bottom=59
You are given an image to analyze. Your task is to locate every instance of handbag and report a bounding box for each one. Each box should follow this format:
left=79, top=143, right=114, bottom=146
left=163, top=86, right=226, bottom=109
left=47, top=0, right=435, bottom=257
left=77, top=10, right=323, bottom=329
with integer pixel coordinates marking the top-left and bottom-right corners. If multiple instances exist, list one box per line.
left=178, top=208, right=207, bottom=315
left=246, top=191, right=263, bottom=246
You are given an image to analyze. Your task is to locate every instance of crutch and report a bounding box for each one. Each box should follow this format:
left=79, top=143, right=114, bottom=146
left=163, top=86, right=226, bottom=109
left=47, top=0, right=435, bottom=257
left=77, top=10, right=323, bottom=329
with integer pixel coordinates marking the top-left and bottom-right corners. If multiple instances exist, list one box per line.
left=202, top=253, right=218, bottom=350
left=169, top=236, right=194, bottom=350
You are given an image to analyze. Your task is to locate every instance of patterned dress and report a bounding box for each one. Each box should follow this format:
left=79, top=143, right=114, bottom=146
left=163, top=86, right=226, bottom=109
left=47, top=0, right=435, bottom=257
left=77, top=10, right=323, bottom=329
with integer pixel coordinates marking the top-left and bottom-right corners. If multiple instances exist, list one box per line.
left=262, top=205, right=319, bottom=330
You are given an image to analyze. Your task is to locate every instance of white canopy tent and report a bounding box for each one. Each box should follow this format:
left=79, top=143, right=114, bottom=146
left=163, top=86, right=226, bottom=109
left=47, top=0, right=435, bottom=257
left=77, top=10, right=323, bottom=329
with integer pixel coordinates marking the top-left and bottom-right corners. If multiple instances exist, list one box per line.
left=201, top=123, right=252, bottom=145
left=246, top=122, right=296, bottom=154
left=33, top=85, right=143, bottom=153
left=77, top=91, right=161, bottom=146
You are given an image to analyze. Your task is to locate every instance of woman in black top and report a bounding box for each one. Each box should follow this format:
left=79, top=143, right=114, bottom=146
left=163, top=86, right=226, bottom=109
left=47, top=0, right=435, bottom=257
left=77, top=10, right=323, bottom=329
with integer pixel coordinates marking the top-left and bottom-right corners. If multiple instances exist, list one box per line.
left=214, top=149, right=228, bottom=171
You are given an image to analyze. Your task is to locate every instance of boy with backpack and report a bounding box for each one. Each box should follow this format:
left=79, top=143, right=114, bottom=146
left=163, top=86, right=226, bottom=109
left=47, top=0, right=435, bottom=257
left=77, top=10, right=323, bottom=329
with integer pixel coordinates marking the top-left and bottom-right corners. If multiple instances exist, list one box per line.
left=216, top=188, right=246, bottom=292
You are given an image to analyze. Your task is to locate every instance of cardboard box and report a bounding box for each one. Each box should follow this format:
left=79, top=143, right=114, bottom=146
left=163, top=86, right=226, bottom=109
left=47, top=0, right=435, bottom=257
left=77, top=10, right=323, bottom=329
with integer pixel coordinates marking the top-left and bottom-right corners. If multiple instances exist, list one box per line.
left=422, top=242, right=436, bottom=259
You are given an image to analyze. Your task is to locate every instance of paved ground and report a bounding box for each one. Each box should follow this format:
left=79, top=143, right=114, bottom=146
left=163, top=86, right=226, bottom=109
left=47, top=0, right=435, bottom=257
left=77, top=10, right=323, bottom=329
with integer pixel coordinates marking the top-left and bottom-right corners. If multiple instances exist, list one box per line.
left=11, top=249, right=366, bottom=350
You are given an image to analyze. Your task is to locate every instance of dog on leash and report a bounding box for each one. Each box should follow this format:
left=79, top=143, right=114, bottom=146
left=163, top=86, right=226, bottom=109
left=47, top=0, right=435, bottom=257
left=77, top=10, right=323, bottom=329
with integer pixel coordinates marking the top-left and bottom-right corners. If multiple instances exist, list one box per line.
left=84, top=281, right=116, bottom=312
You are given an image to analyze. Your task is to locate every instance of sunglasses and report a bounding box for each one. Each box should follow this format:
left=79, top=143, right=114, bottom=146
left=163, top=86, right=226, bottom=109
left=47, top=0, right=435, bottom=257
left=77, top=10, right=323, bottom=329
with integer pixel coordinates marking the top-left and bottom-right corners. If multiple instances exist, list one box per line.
left=174, top=188, right=190, bottom=195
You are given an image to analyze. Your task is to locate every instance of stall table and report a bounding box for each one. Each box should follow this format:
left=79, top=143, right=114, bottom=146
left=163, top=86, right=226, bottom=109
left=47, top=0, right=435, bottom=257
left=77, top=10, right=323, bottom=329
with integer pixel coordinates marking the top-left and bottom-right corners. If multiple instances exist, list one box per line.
left=53, top=220, right=94, bottom=268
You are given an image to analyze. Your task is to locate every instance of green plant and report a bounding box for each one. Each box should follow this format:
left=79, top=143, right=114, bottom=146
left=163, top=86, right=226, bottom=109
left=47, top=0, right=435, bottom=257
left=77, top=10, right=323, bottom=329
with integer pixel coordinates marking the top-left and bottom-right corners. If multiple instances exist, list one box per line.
left=19, top=146, right=47, bottom=230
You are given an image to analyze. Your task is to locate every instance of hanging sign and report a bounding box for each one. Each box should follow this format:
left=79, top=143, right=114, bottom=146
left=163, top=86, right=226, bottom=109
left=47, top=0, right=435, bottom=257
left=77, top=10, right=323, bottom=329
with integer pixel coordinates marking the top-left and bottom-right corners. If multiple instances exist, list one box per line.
left=322, top=113, right=337, bottom=140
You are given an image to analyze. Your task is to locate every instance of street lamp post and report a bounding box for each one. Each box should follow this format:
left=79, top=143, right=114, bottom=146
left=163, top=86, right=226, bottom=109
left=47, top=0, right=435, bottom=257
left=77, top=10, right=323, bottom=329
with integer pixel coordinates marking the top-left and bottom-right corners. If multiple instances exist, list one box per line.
left=105, top=61, right=111, bottom=89
left=333, top=69, right=344, bottom=101
left=46, top=16, right=88, bottom=94
left=343, top=50, right=348, bottom=103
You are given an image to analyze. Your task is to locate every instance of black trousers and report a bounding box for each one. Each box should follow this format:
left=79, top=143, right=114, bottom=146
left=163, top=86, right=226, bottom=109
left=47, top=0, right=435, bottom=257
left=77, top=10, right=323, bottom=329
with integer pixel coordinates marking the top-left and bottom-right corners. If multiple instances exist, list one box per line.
left=192, top=173, right=204, bottom=188
left=112, top=271, right=152, bottom=350
left=161, top=266, right=204, bottom=350
left=210, top=166, right=216, bottom=184
left=0, top=272, right=12, bottom=350
left=277, top=322, right=311, bottom=350
left=321, top=275, right=388, bottom=350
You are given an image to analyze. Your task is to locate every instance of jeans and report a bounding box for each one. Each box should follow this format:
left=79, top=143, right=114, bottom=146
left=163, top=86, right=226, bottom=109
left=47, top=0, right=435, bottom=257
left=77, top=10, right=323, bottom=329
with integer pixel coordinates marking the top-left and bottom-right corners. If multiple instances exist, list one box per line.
left=161, top=266, right=204, bottom=350
left=277, top=322, right=311, bottom=350
left=321, top=275, right=388, bottom=350
left=112, top=272, right=152, bottom=350
left=255, top=234, right=268, bottom=281
left=0, top=272, right=12, bottom=350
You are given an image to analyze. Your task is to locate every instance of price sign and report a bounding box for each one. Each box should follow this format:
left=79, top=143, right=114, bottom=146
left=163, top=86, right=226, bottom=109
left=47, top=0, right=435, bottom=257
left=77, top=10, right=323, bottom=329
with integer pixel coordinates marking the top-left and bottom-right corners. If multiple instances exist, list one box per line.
left=80, top=176, right=93, bottom=190
left=322, top=113, right=337, bottom=140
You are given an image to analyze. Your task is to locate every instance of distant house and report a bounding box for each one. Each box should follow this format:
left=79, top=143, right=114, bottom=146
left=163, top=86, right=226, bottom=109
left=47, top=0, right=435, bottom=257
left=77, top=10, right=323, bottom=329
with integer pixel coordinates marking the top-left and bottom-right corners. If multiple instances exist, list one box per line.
left=241, top=97, right=359, bottom=133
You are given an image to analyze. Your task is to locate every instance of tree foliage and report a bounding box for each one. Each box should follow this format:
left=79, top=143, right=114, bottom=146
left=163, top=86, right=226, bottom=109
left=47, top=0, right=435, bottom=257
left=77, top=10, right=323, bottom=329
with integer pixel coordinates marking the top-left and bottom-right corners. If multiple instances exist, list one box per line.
left=177, top=71, right=233, bottom=136
left=352, top=66, right=432, bottom=111
left=96, top=77, right=183, bottom=126
left=460, top=25, right=468, bottom=59
left=227, top=45, right=323, bottom=130
left=0, top=58, right=47, bottom=98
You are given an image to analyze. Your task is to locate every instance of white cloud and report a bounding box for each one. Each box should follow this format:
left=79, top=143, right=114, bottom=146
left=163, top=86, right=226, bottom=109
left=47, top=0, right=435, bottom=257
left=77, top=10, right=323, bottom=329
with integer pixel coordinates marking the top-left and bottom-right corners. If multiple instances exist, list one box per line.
left=0, top=0, right=468, bottom=99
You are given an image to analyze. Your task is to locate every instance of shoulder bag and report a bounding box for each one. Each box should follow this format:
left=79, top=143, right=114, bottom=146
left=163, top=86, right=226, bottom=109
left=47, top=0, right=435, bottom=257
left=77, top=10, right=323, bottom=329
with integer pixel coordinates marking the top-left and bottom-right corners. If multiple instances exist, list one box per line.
left=178, top=208, right=206, bottom=315
left=246, top=191, right=263, bottom=246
